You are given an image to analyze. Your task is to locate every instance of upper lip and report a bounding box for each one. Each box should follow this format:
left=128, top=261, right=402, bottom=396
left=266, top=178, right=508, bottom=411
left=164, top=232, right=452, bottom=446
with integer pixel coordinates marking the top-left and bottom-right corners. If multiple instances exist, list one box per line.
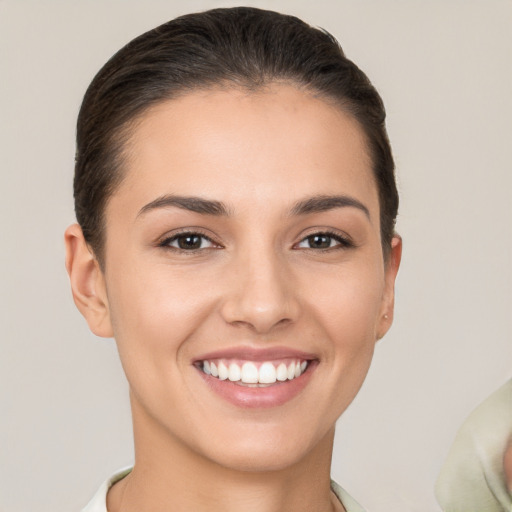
left=193, top=346, right=317, bottom=363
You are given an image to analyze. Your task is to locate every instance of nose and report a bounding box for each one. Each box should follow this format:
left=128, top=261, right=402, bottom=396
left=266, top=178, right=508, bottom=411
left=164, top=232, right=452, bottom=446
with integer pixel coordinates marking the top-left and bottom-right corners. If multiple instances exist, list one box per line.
left=220, top=250, right=299, bottom=335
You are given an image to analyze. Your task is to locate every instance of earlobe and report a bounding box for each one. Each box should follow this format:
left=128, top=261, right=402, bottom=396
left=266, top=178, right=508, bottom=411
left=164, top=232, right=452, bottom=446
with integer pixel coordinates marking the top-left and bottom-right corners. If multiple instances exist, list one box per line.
left=376, top=234, right=402, bottom=340
left=64, top=224, right=114, bottom=338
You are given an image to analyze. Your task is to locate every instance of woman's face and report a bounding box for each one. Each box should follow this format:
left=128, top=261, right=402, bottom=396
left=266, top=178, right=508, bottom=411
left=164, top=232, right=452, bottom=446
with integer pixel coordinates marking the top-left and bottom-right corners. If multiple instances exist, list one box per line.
left=86, top=84, right=400, bottom=471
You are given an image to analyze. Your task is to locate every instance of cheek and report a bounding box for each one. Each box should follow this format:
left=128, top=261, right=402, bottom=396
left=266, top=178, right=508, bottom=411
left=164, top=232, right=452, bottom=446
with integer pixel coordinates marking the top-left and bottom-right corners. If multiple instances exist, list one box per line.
left=105, top=265, right=216, bottom=379
left=104, top=268, right=222, bottom=431
left=306, top=258, right=385, bottom=339
left=305, top=259, right=384, bottom=395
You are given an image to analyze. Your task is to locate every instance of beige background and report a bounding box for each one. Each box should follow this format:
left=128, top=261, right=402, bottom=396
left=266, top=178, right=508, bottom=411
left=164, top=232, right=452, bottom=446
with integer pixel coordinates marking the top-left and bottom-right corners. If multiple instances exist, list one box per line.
left=1, top=1, right=511, bottom=511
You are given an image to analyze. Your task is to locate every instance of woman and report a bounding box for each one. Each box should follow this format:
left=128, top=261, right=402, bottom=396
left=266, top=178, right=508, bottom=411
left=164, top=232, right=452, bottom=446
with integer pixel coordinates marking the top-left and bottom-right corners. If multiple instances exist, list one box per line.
left=65, top=7, right=401, bottom=512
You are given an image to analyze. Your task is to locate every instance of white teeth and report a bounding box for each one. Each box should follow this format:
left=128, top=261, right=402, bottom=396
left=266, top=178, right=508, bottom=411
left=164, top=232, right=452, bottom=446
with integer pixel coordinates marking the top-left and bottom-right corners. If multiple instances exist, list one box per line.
left=241, top=362, right=258, bottom=383
left=276, top=363, right=288, bottom=381
left=228, top=363, right=241, bottom=381
left=259, top=362, right=277, bottom=384
left=218, top=361, right=229, bottom=380
left=200, top=359, right=309, bottom=384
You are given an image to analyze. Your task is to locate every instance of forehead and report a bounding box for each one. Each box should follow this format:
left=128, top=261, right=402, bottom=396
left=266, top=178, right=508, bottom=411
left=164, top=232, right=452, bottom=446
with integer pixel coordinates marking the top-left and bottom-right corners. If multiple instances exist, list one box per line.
left=111, top=84, right=379, bottom=217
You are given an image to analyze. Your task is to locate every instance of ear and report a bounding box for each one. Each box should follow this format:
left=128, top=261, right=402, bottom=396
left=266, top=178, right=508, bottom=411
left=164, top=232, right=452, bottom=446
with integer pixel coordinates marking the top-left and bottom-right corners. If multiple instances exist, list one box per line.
left=64, top=223, right=113, bottom=338
left=376, top=234, right=402, bottom=340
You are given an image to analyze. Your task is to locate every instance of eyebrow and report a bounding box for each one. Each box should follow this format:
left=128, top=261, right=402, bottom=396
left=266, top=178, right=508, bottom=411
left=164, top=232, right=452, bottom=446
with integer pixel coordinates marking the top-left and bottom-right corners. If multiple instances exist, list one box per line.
left=290, top=194, right=370, bottom=218
left=137, top=193, right=370, bottom=219
left=137, top=195, right=230, bottom=218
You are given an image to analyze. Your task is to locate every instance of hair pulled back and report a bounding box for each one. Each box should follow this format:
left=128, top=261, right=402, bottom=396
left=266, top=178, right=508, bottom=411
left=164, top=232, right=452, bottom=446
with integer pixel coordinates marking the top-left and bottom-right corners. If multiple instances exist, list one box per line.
left=74, top=7, right=398, bottom=265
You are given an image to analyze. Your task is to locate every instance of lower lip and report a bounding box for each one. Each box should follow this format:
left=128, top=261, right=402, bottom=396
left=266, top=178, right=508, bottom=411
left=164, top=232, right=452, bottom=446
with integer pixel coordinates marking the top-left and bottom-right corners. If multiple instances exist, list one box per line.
left=196, top=362, right=317, bottom=409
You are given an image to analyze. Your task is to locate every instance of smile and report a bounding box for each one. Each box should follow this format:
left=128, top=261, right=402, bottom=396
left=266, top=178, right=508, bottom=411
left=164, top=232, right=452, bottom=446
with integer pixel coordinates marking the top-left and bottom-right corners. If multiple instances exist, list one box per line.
left=200, top=359, right=309, bottom=386
left=194, top=348, right=317, bottom=408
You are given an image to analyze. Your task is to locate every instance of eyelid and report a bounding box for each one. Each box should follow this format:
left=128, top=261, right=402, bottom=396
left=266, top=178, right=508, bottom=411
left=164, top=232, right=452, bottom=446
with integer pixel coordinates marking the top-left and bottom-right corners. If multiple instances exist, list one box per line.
left=157, top=228, right=223, bottom=250
left=155, top=227, right=354, bottom=252
left=293, top=228, right=355, bottom=250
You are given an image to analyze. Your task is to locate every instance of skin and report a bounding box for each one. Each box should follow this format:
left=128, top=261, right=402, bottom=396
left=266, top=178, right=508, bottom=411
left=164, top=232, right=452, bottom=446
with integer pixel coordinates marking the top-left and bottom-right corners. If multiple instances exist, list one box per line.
left=65, top=83, right=401, bottom=512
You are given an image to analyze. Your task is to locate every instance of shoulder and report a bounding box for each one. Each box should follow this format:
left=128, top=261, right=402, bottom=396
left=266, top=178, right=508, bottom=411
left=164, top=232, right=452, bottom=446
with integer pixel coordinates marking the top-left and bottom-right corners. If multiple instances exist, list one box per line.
left=463, top=379, right=512, bottom=432
left=435, top=379, right=512, bottom=512
left=82, top=467, right=132, bottom=512
left=331, top=480, right=366, bottom=512
left=447, top=378, right=512, bottom=458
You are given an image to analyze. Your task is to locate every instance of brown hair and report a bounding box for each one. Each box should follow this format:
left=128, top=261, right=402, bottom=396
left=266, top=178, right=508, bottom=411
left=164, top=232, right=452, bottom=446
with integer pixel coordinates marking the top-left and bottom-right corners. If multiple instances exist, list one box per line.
left=74, top=7, right=398, bottom=266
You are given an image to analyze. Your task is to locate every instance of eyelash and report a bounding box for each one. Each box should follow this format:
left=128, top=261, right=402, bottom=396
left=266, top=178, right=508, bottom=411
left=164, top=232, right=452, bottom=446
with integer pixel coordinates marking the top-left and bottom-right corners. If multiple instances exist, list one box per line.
left=158, top=229, right=354, bottom=253
left=158, top=231, right=221, bottom=253
left=294, top=230, right=354, bottom=251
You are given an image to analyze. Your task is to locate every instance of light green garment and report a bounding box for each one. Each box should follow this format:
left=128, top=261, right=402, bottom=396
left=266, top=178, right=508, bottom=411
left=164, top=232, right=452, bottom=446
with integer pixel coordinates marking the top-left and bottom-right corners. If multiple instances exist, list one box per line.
left=435, top=378, right=512, bottom=512
left=82, top=467, right=366, bottom=512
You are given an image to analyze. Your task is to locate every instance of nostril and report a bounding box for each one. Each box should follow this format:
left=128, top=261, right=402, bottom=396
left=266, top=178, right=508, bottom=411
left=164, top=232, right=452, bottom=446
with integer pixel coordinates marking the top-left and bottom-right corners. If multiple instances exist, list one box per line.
left=228, top=315, right=293, bottom=334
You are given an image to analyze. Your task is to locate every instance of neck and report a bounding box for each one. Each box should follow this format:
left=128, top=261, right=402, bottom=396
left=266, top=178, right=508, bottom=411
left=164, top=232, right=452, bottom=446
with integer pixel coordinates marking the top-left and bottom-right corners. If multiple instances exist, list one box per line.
left=108, top=392, right=343, bottom=512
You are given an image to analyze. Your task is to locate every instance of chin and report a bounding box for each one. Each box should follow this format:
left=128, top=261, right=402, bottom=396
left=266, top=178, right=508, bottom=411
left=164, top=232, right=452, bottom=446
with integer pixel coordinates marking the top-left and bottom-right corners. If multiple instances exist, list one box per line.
left=191, top=422, right=333, bottom=474
left=208, top=445, right=310, bottom=473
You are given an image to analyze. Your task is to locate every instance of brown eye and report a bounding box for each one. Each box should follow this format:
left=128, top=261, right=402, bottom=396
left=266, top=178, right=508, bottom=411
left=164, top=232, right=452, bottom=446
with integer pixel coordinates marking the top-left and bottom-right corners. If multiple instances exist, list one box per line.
left=161, top=233, right=217, bottom=251
left=306, top=234, right=332, bottom=249
left=296, top=232, right=353, bottom=250
left=176, top=234, right=202, bottom=249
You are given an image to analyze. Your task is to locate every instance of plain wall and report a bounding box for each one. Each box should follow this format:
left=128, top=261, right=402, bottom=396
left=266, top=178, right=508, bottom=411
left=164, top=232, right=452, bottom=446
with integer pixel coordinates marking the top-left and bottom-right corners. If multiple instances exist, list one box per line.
left=1, top=1, right=511, bottom=511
